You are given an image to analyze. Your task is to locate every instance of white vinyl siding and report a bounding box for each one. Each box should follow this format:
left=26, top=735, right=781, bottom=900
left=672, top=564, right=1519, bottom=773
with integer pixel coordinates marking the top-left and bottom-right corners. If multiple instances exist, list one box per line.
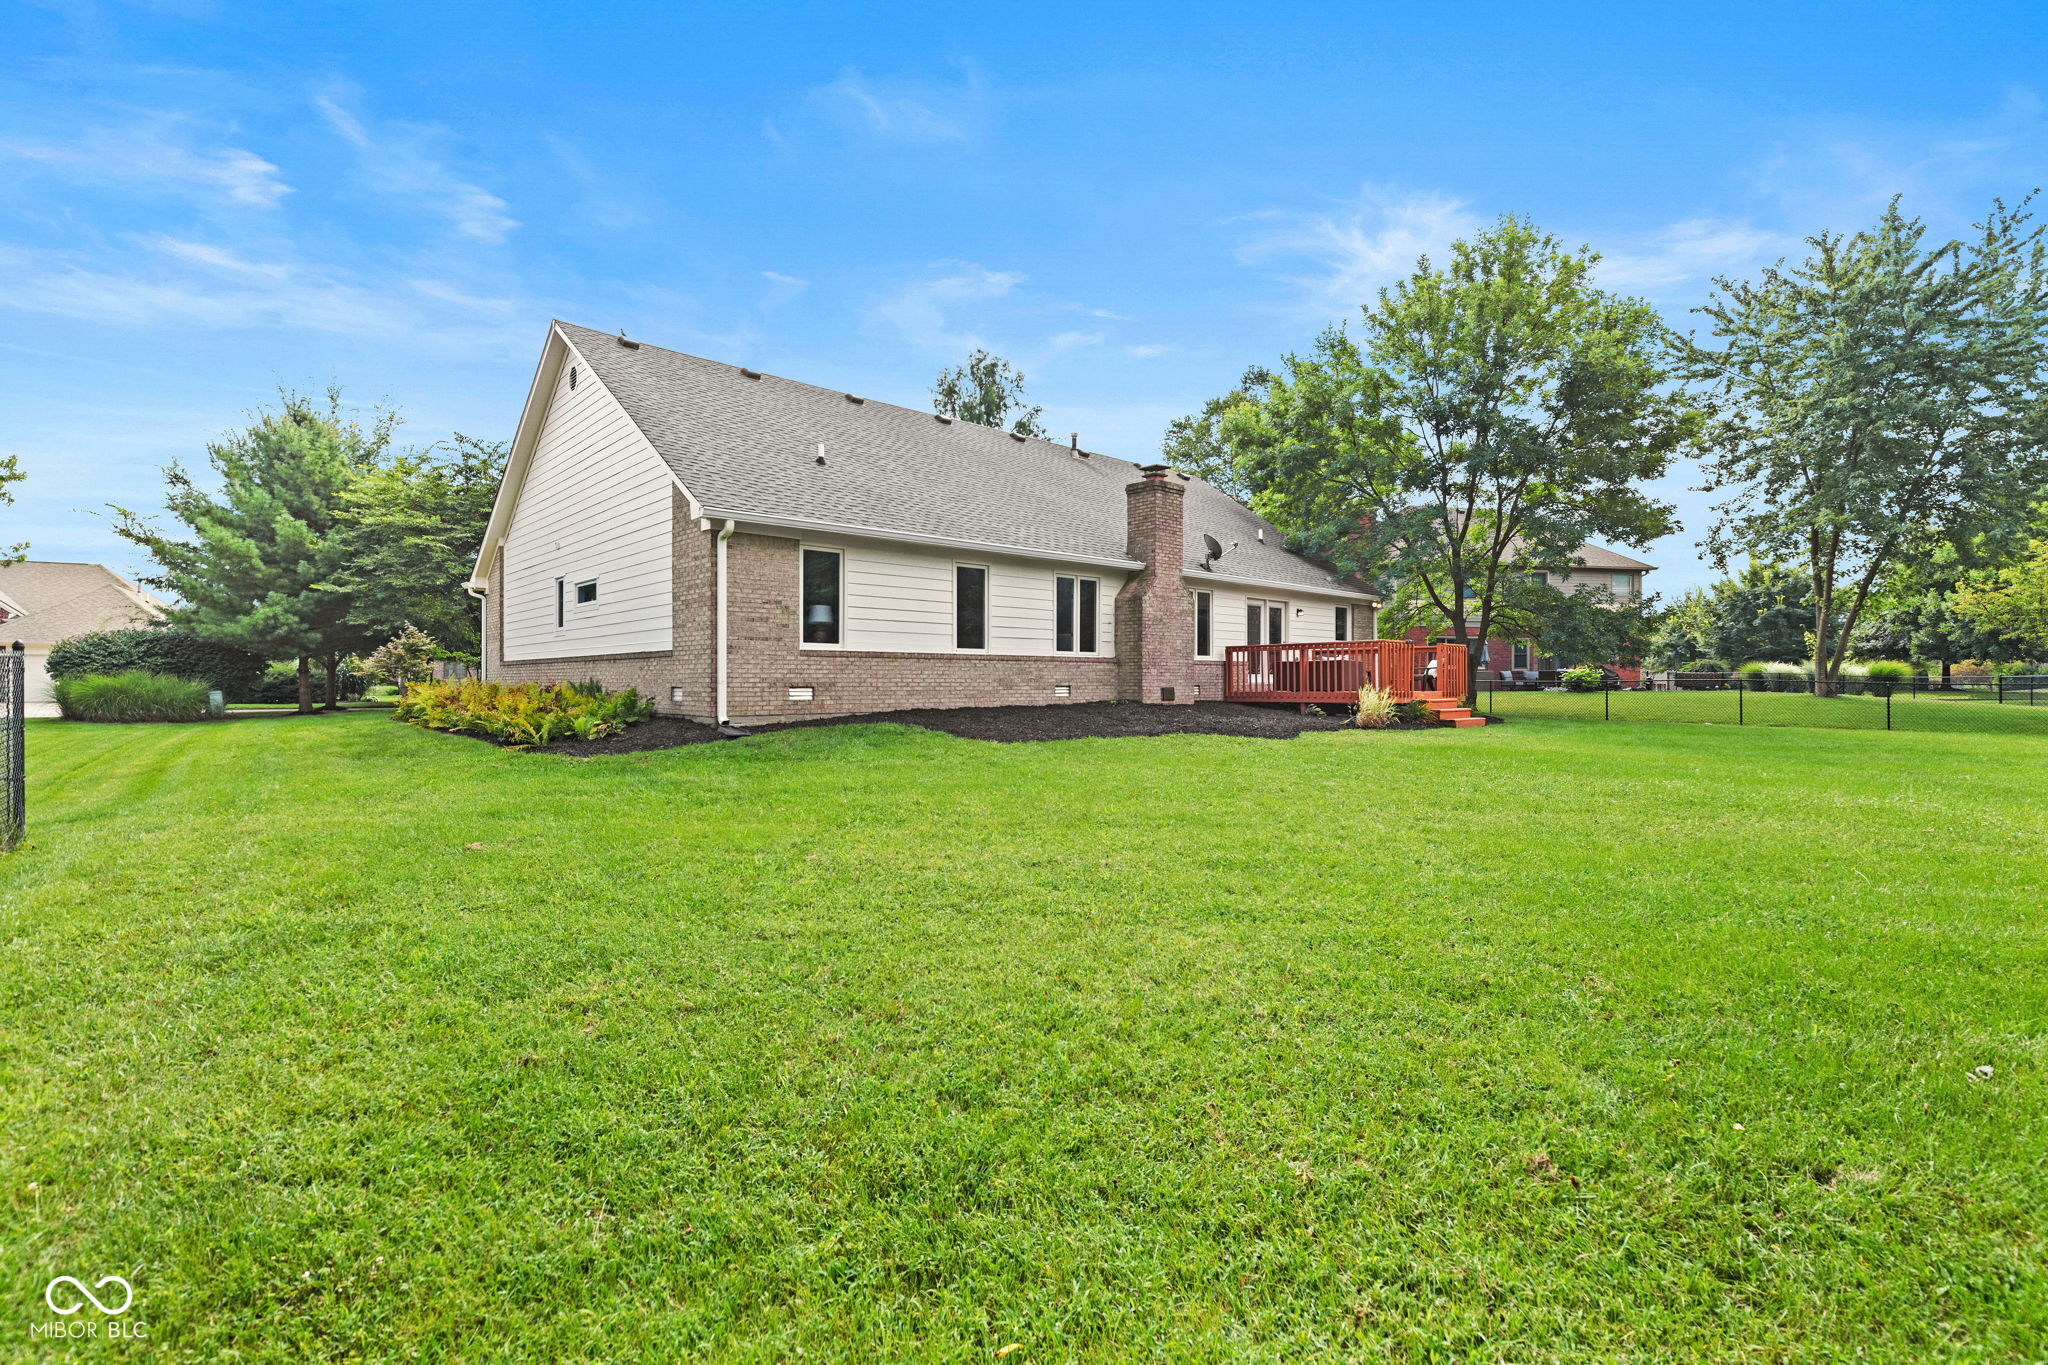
left=774, top=531, right=1121, bottom=655
left=501, top=347, right=674, bottom=661
left=1192, top=582, right=1374, bottom=651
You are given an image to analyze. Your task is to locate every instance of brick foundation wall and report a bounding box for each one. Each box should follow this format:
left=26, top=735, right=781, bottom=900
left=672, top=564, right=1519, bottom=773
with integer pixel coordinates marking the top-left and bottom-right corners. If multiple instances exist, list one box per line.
left=721, top=530, right=1119, bottom=724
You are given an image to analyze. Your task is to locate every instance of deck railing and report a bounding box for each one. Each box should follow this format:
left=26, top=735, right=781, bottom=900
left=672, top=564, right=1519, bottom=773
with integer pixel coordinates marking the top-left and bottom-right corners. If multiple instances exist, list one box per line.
left=1223, top=640, right=1470, bottom=705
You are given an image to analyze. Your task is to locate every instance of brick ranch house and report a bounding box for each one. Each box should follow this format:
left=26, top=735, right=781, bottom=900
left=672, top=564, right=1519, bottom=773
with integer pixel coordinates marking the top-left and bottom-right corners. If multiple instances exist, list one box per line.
left=467, top=322, right=1388, bottom=727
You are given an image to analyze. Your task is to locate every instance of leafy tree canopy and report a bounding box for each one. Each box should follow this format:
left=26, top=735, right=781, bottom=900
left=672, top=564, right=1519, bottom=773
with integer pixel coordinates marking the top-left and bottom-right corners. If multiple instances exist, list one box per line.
left=0, top=454, right=24, bottom=566
left=329, top=435, right=504, bottom=652
left=1685, top=197, right=2048, bottom=693
left=931, top=350, right=1048, bottom=438
left=110, top=388, right=395, bottom=710
left=1180, top=215, right=1698, bottom=687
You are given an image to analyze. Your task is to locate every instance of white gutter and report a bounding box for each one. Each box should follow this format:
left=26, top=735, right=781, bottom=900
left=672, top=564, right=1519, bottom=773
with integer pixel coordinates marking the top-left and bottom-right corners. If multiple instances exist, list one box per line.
left=715, top=519, right=735, bottom=723
left=1186, top=569, right=1381, bottom=602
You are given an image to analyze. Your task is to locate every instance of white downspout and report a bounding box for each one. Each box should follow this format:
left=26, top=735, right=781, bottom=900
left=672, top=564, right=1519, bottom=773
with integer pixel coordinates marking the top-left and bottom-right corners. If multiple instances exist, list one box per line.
left=715, top=520, right=736, bottom=723
left=464, top=581, right=488, bottom=681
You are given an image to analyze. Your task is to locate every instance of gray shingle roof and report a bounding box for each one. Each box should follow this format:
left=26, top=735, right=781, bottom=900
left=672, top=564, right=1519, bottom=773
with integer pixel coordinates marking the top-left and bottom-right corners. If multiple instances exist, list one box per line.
left=0, top=561, right=165, bottom=644
left=556, top=322, right=1372, bottom=597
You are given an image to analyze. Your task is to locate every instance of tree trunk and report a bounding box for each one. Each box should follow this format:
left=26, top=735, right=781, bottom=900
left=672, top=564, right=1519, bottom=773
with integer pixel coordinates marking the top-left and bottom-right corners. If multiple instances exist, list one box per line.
left=322, top=654, right=341, bottom=712
left=295, top=656, right=313, bottom=714
left=1941, top=658, right=1953, bottom=688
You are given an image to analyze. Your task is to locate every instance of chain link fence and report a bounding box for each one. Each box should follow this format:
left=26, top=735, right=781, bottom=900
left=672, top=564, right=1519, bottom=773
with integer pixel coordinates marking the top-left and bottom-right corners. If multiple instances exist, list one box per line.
left=1477, top=672, right=2048, bottom=737
left=2, top=643, right=23, bottom=851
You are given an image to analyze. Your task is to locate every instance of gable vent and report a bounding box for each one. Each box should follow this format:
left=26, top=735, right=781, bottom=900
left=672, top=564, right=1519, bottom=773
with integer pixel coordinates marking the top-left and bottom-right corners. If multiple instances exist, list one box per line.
left=738, top=367, right=762, bottom=379
left=567, top=365, right=577, bottom=390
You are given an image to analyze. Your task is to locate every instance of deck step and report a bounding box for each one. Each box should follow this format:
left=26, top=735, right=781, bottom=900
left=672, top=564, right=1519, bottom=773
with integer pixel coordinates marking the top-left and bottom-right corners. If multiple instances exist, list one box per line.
left=1447, top=715, right=1488, bottom=728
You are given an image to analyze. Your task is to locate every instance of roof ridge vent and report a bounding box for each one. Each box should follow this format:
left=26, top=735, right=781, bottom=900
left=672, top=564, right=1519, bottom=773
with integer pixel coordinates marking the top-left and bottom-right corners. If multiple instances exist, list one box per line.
left=616, top=331, right=640, bottom=350
left=933, top=413, right=953, bottom=424
left=1008, top=431, right=1026, bottom=442
left=843, top=393, right=865, bottom=404
left=738, top=367, right=762, bottom=379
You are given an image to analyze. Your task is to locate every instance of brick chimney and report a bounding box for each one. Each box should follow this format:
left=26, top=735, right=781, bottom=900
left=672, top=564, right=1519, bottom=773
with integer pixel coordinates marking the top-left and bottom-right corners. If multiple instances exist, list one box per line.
left=1114, top=465, right=1197, bottom=704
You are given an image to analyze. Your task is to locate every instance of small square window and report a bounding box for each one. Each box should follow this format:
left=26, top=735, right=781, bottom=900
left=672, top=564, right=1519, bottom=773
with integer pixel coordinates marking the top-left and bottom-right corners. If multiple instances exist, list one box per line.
left=575, top=581, right=597, bottom=604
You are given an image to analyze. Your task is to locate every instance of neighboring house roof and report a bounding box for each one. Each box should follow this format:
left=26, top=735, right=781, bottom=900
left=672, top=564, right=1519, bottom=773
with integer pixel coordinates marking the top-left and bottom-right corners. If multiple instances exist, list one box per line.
left=477, top=322, right=1375, bottom=599
left=1561, top=543, right=1655, bottom=572
left=0, top=561, right=166, bottom=645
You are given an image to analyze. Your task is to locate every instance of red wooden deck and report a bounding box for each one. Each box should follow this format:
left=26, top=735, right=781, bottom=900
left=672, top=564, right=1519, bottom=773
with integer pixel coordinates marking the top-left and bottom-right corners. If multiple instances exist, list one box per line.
left=1223, top=640, right=1472, bottom=707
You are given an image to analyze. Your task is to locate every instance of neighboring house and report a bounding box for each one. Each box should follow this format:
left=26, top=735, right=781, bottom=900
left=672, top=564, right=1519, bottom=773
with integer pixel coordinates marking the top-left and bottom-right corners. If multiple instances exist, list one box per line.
left=468, top=322, right=1380, bottom=725
left=1400, top=542, right=1656, bottom=681
left=0, top=561, right=168, bottom=717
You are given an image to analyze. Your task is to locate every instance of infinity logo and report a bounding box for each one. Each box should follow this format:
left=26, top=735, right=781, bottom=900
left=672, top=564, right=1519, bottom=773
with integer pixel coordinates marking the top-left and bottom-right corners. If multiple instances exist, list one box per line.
left=45, top=1275, right=133, bottom=1316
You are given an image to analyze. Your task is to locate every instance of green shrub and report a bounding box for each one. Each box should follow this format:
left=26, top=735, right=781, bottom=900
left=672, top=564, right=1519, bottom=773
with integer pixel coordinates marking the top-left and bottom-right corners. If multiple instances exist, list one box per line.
left=1861, top=660, right=1916, bottom=697
left=1559, top=664, right=1608, bottom=692
left=1675, top=658, right=1727, bottom=674
left=1760, top=661, right=1810, bottom=692
left=54, top=671, right=213, bottom=723
left=46, top=628, right=265, bottom=698
left=394, top=679, right=653, bottom=747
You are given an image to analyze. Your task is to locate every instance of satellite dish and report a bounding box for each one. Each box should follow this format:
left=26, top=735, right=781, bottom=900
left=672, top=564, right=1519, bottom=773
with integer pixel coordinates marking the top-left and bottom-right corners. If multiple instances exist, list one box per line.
left=1201, top=534, right=1224, bottom=568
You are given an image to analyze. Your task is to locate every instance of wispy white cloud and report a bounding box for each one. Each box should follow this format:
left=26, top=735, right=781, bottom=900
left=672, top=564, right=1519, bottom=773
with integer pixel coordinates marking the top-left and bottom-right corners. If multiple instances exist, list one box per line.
left=542, top=133, right=654, bottom=232
left=0, top=115, right=288, bottom=207
left=1126, top=343, right=1167, bottom=358
left=1594, top=218, right=1789, bottom=291
left=865, top=262, right=1026, bottom=352
left=797, top=63, right=990, bottom=145
left=1753, top=87, right=2048, bottom=229
left=0, top=234, right=524, bottom=345
left=315, top=91, right=517, bottom=243
left=1236, top=186, right=1482, bottom=317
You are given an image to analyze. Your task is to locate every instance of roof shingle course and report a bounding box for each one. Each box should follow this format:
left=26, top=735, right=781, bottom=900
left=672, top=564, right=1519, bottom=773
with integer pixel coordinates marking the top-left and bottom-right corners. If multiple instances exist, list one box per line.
left=556, top=322, right=1370, bottom=596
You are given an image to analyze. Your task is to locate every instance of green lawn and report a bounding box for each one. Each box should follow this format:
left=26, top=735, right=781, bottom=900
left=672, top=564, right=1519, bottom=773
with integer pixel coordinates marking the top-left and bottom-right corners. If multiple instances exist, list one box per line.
left=1482, top=684, right=2048, bottom=735
left=4, top=712, right=2045, bottom=1362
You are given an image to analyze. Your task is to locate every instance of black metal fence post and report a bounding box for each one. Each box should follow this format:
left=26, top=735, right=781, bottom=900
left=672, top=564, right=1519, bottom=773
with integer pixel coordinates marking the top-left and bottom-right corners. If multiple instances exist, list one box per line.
left=1737, top=684, right=1744, bottom=726
left=1886, top=691, right=1892, bottom=731
left=3, top=642, right=22, bottom=853
left=1604, top=688, right=1611, bottom=721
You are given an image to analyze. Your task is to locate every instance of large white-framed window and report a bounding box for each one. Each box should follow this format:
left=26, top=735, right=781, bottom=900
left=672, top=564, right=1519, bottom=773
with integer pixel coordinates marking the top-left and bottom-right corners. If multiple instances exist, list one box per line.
left=1192, top=590, right=1213, bottom=657
left=1512, top=640, right=1531, bottom=670
left=1611, top=572, right=1632, bottom=594
left=954, top=563, right=989, bottom=651
left=1055, top=574, right=1100, bottom=653
left=800, top=546, right=844, bottom=646
left=1245, top=598, right=1286, bottom=645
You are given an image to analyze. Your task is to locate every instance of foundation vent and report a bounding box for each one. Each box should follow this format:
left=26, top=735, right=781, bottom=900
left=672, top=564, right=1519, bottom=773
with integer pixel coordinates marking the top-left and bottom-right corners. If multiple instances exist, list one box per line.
left=1053, top=684, right=1072, bottom=698
left=789, top=685, right=815, bottom=702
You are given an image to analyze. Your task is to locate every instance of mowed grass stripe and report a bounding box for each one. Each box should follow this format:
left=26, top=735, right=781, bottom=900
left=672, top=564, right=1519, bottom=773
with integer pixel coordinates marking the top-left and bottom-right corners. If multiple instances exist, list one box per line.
left=3, top=712, right=2044, bottom=1361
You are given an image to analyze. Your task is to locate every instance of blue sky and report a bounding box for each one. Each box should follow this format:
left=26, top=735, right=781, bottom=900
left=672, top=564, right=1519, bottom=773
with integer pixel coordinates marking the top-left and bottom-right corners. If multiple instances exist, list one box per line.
left=6, top=1, right=2046, bottom=596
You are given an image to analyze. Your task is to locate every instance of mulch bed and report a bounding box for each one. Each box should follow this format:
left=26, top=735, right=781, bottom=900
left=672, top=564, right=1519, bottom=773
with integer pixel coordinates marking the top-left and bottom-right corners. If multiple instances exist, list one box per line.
left=509, top=700, right=1429, bottom=756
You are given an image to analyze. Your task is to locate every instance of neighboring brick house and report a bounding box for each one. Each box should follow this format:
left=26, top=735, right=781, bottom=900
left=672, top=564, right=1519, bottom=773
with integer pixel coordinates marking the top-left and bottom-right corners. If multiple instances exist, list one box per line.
left=0, top=561, right=167, bottom=717
left=1399, top=543, right=1655, bottom=681
left=468, top=322, right=1379, bottom=725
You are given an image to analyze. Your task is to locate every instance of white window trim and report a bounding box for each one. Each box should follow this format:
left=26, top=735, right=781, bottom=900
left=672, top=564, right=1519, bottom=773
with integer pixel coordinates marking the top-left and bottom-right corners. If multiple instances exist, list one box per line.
left=1055, top=573, right=1103, bottom=655
left=797, top=543, right=847, bottom=650
left=952, top=561, right=990, bottom=652
left=1246, top=597, right=1288, bottom=645
left=573, top=578, right=598, bottom=608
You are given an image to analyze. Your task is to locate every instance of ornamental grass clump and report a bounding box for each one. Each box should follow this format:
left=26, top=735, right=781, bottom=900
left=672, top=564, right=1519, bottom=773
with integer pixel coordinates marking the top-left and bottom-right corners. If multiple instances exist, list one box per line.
left=1354, top=684, right=1398, bottom=729
left=53, top=670, right=213, bottom=723
left=394, top=678, right=652, bottom=748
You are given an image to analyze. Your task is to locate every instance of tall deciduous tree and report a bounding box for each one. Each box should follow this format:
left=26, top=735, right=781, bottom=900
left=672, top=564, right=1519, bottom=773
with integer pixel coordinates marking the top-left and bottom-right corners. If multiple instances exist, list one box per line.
left=331, top=435, right=504, bottom=653
left=111, top=390, right=395, bottom=712
left=1188, top=215, right=1697, bottom=692
left=1951, top=540, right=2048, bottom=656
left=931, top=350, right=1048, bottom=438
left=1685, top=199, right=2048, bottom=695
